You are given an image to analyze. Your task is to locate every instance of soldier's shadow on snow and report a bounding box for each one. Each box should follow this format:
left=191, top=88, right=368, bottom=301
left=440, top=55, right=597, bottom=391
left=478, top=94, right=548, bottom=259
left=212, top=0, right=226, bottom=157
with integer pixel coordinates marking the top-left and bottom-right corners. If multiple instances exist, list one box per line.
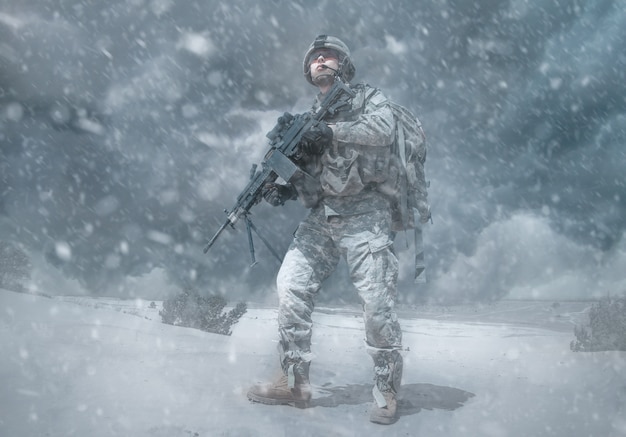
left=310, top=383, right=475, bottom=416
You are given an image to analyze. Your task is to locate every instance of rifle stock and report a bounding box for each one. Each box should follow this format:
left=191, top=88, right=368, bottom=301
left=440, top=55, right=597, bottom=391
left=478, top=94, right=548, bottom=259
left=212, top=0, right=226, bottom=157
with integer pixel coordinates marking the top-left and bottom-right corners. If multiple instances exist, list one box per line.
left=204, top=76, right=355, bottom=256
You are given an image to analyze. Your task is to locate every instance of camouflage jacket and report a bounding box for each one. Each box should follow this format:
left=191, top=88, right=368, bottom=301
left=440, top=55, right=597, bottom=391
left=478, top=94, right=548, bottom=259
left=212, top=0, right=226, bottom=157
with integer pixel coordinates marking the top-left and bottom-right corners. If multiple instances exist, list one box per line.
left=293, top=83, right=395, bottom=216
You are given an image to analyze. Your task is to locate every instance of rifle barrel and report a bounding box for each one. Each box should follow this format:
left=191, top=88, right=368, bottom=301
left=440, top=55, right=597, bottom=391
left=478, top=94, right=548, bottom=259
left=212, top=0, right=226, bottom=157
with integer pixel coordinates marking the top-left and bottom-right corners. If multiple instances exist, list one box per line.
left=203, top=219, right=231, bottom=253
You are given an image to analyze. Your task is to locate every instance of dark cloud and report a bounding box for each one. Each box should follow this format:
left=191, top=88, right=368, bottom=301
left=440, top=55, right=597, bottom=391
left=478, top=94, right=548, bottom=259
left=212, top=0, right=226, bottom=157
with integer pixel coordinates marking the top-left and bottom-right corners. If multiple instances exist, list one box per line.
left=1, top=0, right=624, bottom=302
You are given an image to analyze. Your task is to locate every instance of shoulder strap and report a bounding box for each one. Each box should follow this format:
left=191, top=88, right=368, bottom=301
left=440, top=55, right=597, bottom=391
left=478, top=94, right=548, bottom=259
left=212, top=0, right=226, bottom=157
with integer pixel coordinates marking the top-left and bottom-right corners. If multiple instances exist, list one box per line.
left=397, top=114, right=407, bottom=167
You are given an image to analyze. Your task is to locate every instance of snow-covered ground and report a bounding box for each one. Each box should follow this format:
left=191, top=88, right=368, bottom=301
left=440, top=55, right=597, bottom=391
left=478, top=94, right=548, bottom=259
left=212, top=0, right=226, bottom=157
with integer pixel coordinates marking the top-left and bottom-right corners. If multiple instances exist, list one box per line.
left=1, top=289, right=625, bottom=437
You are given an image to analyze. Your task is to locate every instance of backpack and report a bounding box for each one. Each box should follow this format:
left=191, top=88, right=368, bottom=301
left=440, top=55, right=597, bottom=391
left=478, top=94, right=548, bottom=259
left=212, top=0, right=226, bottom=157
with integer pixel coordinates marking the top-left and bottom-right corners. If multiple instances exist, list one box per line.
left=378, top=102, right=430, bottom=232
left=376, top=101, right=430, bottom=283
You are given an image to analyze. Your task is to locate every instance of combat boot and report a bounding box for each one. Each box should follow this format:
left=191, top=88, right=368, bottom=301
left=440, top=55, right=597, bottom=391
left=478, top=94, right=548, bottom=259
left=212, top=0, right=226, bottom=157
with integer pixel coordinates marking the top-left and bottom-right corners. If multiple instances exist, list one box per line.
left=369, top=349, right=403, bottom=425
left=247, top=361, right=311, bottom=408
left=370, top=390, right=398, bottom=425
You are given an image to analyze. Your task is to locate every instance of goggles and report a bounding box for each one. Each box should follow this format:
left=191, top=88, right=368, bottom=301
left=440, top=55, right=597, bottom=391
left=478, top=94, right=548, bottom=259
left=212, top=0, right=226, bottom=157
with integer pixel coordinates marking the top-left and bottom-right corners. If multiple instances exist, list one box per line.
left=307, top=49, right=340, bottom=65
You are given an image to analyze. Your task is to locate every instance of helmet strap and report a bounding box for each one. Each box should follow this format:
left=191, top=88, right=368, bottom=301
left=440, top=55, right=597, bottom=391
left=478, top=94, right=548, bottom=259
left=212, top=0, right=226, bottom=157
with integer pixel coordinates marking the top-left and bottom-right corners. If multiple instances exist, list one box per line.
left=336, top=57, right=350, bottom=82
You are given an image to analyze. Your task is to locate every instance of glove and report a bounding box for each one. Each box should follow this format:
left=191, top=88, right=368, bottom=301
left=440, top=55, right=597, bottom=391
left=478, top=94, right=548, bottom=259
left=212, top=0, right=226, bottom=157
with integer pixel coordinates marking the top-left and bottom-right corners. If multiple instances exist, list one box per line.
left=262, top=183, right=296, bottom=207
left=299, top=122, right=333, bottom=155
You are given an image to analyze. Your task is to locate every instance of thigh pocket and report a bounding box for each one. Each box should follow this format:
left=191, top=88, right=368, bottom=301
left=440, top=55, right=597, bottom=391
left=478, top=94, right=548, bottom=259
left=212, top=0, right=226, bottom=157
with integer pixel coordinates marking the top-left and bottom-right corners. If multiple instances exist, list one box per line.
left=368, top=237, right=398, bottom=285
left=349, top=234, right=396, bottom=285
left=367, top=234, right=393, bottom=254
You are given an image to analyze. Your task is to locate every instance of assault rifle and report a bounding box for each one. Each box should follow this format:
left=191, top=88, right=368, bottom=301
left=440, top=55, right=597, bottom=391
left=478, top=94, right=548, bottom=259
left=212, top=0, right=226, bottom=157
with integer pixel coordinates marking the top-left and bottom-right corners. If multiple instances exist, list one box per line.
left=203, top=76, right=355, bottom=264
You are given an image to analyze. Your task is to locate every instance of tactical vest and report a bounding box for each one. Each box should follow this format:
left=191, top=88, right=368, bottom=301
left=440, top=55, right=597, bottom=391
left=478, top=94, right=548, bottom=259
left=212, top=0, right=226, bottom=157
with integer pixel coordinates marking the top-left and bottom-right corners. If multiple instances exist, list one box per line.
left=319, top=84, right=392, bottom=196
left=292, top=83, right=393, bottom=209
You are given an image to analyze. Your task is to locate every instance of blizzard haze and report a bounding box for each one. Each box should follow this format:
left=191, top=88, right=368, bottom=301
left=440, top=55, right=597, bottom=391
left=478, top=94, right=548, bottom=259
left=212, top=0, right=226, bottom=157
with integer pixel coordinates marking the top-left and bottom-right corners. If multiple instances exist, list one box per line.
left=1, top=0, right=625, bottom=302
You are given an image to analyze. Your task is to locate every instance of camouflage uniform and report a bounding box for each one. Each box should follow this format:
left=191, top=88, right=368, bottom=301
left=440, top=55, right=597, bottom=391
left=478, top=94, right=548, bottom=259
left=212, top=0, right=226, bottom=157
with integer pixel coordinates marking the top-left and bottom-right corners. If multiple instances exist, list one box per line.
left=277, top=84, right=403, bottom=396
left=248, top=36, right=404, bottom=424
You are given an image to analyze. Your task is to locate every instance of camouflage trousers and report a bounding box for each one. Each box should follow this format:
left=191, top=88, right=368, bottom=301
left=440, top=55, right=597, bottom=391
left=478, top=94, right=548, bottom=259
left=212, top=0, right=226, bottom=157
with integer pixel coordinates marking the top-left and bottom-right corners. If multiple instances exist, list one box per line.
left=276, top=205, right=402, bottom=369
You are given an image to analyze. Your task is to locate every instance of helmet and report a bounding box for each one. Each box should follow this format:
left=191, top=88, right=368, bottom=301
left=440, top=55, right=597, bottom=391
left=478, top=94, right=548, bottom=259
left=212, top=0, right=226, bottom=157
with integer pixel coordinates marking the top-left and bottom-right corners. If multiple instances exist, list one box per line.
left=302, top=35, right=356, bottom=85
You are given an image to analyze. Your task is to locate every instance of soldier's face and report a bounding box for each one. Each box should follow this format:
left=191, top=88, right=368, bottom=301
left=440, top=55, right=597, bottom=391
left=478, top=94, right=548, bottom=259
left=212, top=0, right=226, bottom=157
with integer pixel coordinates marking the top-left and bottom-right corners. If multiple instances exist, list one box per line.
left=309, top=49, right=340, bottom=87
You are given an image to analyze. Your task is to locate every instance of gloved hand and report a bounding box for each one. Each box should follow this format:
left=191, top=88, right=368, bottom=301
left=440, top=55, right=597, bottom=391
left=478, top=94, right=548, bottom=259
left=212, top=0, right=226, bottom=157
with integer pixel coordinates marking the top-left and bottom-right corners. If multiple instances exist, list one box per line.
left=262, top=183, right=296, bottom=206
left=299, top=122, right=333, bottom=155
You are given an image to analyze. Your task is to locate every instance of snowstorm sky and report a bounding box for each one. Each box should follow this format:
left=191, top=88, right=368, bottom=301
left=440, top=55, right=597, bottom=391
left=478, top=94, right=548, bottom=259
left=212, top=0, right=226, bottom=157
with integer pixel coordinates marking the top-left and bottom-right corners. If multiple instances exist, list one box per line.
left=1, top=0, right=625, bottom=303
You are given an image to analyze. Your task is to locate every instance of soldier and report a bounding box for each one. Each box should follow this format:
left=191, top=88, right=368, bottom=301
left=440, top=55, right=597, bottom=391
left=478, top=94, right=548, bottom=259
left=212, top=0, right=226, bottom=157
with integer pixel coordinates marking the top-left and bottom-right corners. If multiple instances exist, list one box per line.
left=247, top=35, right=403, bottom=425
